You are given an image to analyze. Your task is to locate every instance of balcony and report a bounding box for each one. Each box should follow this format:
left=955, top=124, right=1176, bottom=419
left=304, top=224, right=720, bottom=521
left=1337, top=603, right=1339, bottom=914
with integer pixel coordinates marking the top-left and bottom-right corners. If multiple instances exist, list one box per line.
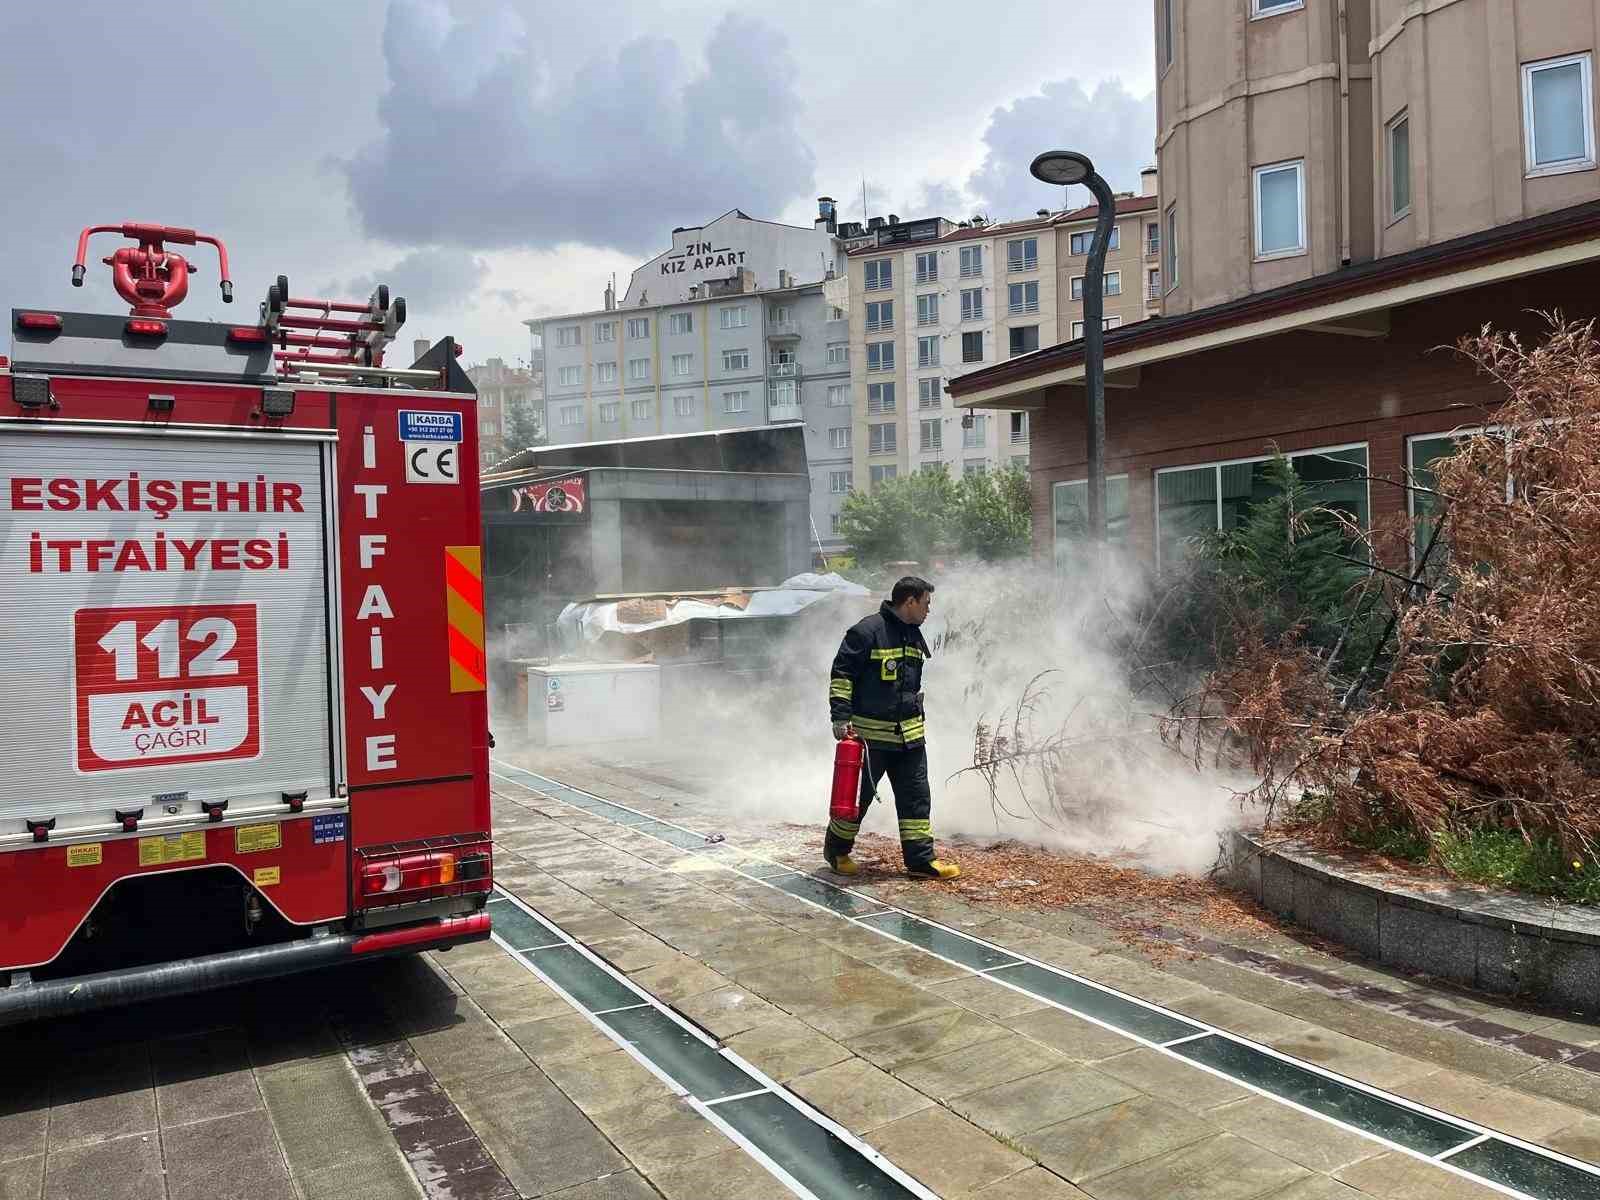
left=1146, top=284, right=1162, bottom=304
left=768, top=361, right=802, bottom=379
left=766, top=319, right=800, bottom=339
left=767, top=401, right=803, bottom=423
left=1146, top=239, right=1161, bottom=261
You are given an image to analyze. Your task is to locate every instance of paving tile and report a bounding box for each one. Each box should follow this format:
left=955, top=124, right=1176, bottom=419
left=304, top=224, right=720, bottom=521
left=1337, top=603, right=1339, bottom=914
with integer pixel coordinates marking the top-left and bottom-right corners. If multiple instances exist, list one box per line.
left=151, top=1030, right=264, bottom=1129
left=46, top=1045, right=156, bottom=1152
left=758, top=971, right=961, bottom=1041
left=1335, top=1151, right=1512, bottom=1199
left=1023, top=1095, right=1218, bottom=1183
left=1093, top=1046, right=1252, bottom=1109
left=585, top=1095, right=735, bottom=1175
left=649, top=1145, right=798, bottom=1200
left=723, top=1018, right=852, bottom=1082
left=43, top=1134, right=164, bottom=1200
left=467, top=974, right=580, bottom=1025
left=985, top=964, right=1202, bottom=1042
left=540, top=1047, right=675, bottom=1115
left=1086, top=1132, right=1310, bottom=1200
left=674, top=985, right=788, bottom=1039
left=405, top=1009, right=527, bottom=1087
left=0, top=1156, right=43, bottom=1200
left=451, top=1066, right=629, bottom=1198
left=502, top=1011, right=619, bottom=1066
left=1254, top=1179, right=1367, bottom=1200
left=863, top=946, right=975, bottom=986
left=1004, top=1007, right=1136, bottom=1061
left=597, top=1006, right=751, bottom=1101
left=1393, top=1067, right=1589, bottom=1141
left=857, top=912, right=1024, bottom=971
left=0, top=1085, right=47, bottom=1167
left=543, top=1169, right=662, bottom=1199
left=163, top=1110, right=296, bottom=1200
left=1170, top=991, right=1317, bottom=1043
left=845, top=1007, right=1012, bottom=1070
left=929, top=973, right=1049, bottom=1020
left=893, top=1031, right=1065, bottom=1101
left=1268, top=1027, right=1437, bottom=1089
left=1208, top=1096, right=1386, bottom=1174
left=256, top=1057, right=396, bottom=1180
left=788, top=1057, right=934, bottom=1133
left=585, top=931, right=680, bottom=972
left=627, top=955, right=732, bottom=1004
left=959, top=1165, right=1091, bottom=1198
left=296, top=1156, right=424, bottom=1200
left=717, top=1091, right=928, bottom=1198
left=863, top=1103, right=1034, bottom=1195
left=1513, top=1060, right=1600, bottom=1116
left=950, top=1064, right=1140, bottom=1137
left=1545, top=1114, right=1600, bottom=1165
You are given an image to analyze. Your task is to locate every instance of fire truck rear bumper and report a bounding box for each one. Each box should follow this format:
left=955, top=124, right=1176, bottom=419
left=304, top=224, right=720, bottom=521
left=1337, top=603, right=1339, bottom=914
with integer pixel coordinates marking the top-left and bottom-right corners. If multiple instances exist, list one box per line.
left=0, top=912, right=490, bottom=1029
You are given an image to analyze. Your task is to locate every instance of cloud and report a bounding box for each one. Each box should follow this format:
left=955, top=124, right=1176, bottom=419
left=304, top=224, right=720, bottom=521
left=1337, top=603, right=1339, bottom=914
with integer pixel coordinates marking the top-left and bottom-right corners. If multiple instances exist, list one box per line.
left=965, top=79, right=1155, bottom=220
left=343, top=0, right=817, bottom=257
left=330, top=247, right=490, bottom=310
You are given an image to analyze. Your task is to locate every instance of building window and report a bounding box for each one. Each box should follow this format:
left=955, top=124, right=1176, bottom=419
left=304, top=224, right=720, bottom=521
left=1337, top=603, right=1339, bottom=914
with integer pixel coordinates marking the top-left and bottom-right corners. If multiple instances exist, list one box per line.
left=1009, top=325, right=1040, bottom=356
left=1071, top=316, right=1122, bottom=339
left=1007, top=238, right=1038, bottom=272
left=1523, top=53, right=1596, bottom=176
left=920, top=419, right=942, bottom=453
left=596, top=361, right=617, bottom=384
left=867, top=382, right=896, bottom=414
left=864, top=259, right=893, bottom=291
left=870, top=464, right=897, bottom=487
left=829, top=426, right=851, bottom=450
left=959, top=245, right=983, bottom=278
left=593, top=321, right=614, bottom=343
left=869, top=423, right=896, bottom=455
left=963, top=414, right=987, bottom=449
left=1147, top=268, right=1162, bottom=300
left=827, top=341, right=847, bottom=366
left=1407, top=432, right=1474, bottom=569
left=768, top=380, right=798, bottom=409
left=1164, top=205, right=1179, bottom=290
left=1252, top=0, right=1304, bottom=14
left=960, top=288, right=984, bottom=321
left=1069, top=227, right=1121, bottom=256
left=921, top=462, right=948, bottom=475
left=479, top=420, right=498, bottom=437
left=1156, top=445, right=1369, bottom=568
left=1253, top=159, right=1307, bottom=259
left=598, top=402, right=620, bottom=423
left=673, top=395, right=696, bottom=417
left=668, top=312, right=693, bottom=335
left=1054, top=476, right=1131, bottom=560
left=629, top=399, right=649, bottom=420
left=830, top=513, right=842, bottom=534
left=918, top=336, right=941, bottom=368
left=557, top=325, right=581, bottom=348
left=962, top=331, right=984, bottom=363
left=865, top=300, right=894, bottom=332
left=1010, top=412, right=1029, bottom=444
left=722, top=348, right=750, bottom=372
left=830, top=470, right=853, bottom=494
left=918, top=378, right=942, bottom=409
left=720, top=305, right=749, bottom=330
left=1161, top=0, right=1174, bottom=70
left=827, top=384, right=849, bottom=407
left=963, top=460, right=987, bottom=477
left=829, top=306, right=846, bottom=322
left=558, top=365, right=582, bottom=386
left=917, top=294, right=939, bottom=326
left=628, top=358, right=649, bottom=382
left=915, top=251, right=939, bottom=284
left=1008, top=281, right=1040, bottom=314
left=1011, top=455, right=1029, bottom=470
left=1105, top=271, right=1121, bottom=296
left=723, top=390, right=748, bottom=414
left=867, top=341, right=895, bottom=372
left=670, top=353, right=692, bottom=377
left=1388, top=112, right=1412, bottom=219
left=1147, top=222, right=1160, bottom=256
left=627, top=317, right=650, bottom=339
left=559, top=404, right=581, bottom=426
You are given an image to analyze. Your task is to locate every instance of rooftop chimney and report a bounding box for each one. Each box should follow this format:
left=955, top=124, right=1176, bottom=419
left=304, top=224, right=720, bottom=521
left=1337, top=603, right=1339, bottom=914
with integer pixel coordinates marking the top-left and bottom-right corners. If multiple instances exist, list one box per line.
left=867, top=216, right=886, bottom=231
left=603, top=280, right=616, bottom=310
left=1141, top=166, right=1158, bottom=197
left=888, top=214, right=899, bottom=225
left=412, top=338, right=429, bottom=363
left=816, top=196, right=837, bottom=233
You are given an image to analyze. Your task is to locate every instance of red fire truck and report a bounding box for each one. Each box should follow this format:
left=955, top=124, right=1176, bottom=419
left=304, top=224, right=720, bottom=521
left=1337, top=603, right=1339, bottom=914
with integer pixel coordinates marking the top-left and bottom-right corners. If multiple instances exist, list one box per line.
left=0, top=223, right=493, bottom=1024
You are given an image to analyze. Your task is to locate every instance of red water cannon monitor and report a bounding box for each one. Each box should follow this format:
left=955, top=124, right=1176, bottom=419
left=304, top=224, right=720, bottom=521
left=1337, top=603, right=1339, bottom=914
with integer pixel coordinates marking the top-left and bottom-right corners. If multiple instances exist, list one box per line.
left=71, top=222, right=235, bottom=319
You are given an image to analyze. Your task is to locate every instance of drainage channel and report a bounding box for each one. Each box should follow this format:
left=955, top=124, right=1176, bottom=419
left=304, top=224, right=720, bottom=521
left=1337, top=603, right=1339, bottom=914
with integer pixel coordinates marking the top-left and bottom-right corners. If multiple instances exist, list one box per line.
left=485, top=886, right=940, bottom=1200
left=491, top=760, right=1600, bottom=1200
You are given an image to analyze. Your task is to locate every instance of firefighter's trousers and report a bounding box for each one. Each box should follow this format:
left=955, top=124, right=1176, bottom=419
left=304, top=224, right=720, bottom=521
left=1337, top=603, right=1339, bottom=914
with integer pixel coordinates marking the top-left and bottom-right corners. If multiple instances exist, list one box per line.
left=824, top=743, right=935, bottom=873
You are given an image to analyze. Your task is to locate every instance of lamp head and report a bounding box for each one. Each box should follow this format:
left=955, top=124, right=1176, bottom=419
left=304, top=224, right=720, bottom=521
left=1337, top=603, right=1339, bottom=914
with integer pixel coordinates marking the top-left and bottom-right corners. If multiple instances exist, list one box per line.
left=1030, top=150, right=1095, bottom=187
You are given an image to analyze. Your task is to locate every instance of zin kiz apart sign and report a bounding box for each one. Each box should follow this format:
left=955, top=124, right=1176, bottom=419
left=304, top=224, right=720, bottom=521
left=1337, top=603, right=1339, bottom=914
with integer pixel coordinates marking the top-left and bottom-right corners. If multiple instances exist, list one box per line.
left=660, top=240, right=747, bottom=276
left=512, top=476, right=587, bottom=516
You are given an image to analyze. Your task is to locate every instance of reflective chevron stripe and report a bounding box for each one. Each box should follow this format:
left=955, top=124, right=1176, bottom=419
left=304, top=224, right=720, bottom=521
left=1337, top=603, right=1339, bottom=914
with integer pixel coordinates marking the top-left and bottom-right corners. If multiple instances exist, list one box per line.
left=898, top=819, right=933, bottom=841
left=829, top=679, right=853, bottom=699
left=828, top=818, right=860, bottom=840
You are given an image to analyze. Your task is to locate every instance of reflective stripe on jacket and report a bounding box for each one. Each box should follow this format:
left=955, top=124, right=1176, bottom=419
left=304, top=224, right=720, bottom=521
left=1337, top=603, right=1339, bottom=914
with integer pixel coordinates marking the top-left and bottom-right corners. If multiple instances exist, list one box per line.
left=828, top=602, right=932, bottom=747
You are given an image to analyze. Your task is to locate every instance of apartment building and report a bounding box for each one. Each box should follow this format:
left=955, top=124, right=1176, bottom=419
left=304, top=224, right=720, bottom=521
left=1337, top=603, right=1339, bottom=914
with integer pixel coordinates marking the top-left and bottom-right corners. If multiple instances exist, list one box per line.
left=846, top=185, right=1157, bottom=494
left=466, top=356, right=540, bottom=468
left=951, top=0, right=1600, bottom=571
left=532, top=205, right=853, bottom=552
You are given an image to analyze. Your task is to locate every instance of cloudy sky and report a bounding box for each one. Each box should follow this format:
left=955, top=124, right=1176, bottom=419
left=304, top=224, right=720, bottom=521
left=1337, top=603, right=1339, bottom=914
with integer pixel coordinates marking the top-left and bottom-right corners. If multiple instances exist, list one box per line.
left=0, top=1, right=1154, bottom=366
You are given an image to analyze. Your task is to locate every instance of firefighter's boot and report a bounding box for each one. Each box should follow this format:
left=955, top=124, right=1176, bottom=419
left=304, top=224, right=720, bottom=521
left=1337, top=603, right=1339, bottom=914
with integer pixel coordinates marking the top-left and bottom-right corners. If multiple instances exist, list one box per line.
left=908, top=858, right=961, bottom=881
left=826, top=853, right=860, bottom=877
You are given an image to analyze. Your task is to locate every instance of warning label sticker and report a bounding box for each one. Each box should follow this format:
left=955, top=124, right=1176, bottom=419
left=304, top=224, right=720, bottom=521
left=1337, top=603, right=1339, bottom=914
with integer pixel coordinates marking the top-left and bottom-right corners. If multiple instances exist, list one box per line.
left=72, top=603, right=261, bottom=774
left=312, top=813, right=347, bottom=845
left=253, top=866, right=280, bottom=888
left=67, top=843, right=102, bottom=867
left=235, top=823, right=282, bottom=854
left=138, top=831, right=206, bottom=867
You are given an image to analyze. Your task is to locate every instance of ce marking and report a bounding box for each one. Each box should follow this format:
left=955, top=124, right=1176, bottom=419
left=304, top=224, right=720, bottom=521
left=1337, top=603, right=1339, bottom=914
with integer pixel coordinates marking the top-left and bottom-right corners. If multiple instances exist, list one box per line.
left=405, top=442, right=458, bottom=485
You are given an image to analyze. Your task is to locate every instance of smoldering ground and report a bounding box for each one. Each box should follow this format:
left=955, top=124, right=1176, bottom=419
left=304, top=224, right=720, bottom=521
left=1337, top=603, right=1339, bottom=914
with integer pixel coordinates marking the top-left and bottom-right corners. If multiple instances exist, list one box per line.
left=494, top=557, right=1253, bottom=877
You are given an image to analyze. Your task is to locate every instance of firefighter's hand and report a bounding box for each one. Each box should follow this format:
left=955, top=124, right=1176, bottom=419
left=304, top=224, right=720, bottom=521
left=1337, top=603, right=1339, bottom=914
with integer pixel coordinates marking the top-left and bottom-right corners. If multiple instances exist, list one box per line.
left=832, top=722, right=854, bottom=741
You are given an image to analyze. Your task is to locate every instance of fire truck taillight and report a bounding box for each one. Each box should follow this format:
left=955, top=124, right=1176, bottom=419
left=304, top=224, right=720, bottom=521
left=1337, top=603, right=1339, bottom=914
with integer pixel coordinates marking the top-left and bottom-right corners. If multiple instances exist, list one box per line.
left=228, top=326, right=268, bottom=343
left=16, top=312, right=62, bottom=332
left=356, top=838, right=491, bottom=910
left=126, top=318, right=168, bottom=338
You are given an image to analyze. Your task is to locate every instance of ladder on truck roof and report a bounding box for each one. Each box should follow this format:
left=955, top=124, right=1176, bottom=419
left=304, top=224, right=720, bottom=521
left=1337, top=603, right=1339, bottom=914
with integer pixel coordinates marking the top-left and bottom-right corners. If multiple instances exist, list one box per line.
left=260, top=274, right=441, bottom=386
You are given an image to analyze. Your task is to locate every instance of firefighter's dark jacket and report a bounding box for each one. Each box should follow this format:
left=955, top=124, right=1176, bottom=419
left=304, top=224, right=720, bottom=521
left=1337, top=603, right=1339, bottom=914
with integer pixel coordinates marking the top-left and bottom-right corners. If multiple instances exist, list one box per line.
left=829, top=602, right=931, bottom=747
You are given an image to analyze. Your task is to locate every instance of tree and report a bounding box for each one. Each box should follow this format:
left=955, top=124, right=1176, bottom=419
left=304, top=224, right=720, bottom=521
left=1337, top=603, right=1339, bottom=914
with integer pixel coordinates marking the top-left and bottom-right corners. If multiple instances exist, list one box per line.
left=503, top=397, right=544, bottom=454
left=838, top=465, right=1033, bottom=567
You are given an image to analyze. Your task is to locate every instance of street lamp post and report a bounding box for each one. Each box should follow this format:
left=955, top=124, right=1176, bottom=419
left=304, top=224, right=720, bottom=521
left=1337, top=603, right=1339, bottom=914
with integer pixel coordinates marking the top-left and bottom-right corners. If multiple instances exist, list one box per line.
left=1031, top=150, right=1116, bottom=544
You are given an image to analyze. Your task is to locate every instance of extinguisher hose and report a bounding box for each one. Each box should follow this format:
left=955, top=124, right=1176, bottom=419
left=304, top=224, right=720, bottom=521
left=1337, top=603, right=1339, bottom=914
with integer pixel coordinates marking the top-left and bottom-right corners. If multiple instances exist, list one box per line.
left=859, top=736, right=881, bottom=808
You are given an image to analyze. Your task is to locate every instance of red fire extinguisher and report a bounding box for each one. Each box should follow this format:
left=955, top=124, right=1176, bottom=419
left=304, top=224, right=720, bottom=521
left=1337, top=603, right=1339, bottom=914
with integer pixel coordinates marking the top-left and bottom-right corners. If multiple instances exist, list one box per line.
left=830, top=735, right=865, bottom=822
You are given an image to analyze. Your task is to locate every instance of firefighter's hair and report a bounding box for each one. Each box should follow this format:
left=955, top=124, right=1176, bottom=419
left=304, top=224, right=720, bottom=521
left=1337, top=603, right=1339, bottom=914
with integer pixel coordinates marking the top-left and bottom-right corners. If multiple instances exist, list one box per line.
left=891, top=576, right=934, bottom=605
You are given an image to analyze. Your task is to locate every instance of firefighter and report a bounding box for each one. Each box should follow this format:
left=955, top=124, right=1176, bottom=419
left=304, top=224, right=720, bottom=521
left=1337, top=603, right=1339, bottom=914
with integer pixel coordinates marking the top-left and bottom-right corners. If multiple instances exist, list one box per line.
left=825, top=576, right=961, bottom=880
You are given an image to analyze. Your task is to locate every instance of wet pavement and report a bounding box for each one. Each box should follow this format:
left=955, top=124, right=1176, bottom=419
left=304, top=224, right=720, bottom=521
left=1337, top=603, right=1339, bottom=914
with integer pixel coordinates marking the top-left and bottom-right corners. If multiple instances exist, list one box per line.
left=4, top=743, right=1600, bottom=1199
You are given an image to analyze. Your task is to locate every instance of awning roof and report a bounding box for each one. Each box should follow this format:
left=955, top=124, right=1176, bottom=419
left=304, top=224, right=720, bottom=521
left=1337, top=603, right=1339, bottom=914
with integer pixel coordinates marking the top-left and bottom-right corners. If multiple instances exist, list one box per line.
left=948, top=199, right=1600, bottom=410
